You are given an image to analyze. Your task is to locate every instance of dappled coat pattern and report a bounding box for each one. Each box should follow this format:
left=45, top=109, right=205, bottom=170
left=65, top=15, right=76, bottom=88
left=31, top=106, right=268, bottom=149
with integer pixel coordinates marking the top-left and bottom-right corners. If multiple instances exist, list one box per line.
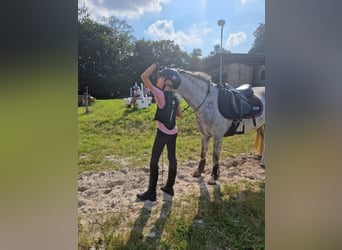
left=175, top=69, right=265, bottom=184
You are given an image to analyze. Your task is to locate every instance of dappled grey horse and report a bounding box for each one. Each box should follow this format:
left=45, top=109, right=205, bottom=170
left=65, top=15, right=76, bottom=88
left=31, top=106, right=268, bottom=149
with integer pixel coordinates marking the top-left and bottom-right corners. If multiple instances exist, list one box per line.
left=175, top=69, right=265, bottom=185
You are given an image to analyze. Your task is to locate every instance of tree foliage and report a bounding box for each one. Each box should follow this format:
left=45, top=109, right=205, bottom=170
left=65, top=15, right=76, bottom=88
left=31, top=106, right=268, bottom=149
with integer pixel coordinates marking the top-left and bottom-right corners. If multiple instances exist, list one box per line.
left=186, top=48, right=203, bottom=70
left=249, top=23, right=265, bottom=54
left=208, top=44, right=231, bottom=57
left=78, top=6, right=195, bottom=98
left=128, top=39, right=192, bottom=88
left=78, top=7, right=135, bottom=98
left=78, top=6, right=262, bottom=98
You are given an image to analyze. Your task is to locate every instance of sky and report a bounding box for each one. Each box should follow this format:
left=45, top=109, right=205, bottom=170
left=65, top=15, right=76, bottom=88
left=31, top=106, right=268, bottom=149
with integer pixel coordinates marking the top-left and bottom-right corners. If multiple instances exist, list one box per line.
left=78, top=0, right=265, bottom=57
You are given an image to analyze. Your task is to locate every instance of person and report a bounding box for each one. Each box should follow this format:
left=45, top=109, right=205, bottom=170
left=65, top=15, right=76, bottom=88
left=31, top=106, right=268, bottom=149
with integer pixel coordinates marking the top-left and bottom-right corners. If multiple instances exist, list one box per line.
left=137, top=62, right=183, bottom=202
left=144, top=87, right=151, bottom=98
left=130, top=83, right=143, bottom=108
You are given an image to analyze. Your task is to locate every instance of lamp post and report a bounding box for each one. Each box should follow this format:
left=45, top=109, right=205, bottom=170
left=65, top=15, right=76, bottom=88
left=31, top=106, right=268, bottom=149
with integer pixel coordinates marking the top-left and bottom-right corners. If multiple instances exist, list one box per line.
left=217, top=19, right=225, bottom=84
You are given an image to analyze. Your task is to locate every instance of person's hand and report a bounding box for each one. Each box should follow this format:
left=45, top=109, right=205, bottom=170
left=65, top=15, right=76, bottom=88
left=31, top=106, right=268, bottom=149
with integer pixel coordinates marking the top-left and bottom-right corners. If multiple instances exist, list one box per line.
left=153, top=62, right=159, bottom=70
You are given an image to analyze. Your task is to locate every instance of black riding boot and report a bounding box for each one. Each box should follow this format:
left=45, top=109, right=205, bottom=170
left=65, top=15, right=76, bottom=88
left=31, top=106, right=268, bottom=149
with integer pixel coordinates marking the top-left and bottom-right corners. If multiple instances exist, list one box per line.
left=137, top=167, right=158, bottom=201
left=161, top=166, right=177, bottom=196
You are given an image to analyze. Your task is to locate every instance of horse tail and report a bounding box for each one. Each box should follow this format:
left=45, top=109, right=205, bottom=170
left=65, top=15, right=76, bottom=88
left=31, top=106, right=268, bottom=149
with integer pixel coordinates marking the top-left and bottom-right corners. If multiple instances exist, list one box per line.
left=253, top=125, right=265, bottom=157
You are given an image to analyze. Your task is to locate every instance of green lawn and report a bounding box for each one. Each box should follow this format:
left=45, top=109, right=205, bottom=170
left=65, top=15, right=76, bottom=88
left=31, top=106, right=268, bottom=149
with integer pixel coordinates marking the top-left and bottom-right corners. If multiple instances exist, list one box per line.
left=78, top=99, right=255, bottom=172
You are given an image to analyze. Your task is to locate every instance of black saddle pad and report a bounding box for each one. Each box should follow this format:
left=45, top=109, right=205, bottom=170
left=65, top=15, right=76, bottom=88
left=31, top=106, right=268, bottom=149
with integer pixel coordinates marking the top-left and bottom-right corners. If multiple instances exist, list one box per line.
left=218, top=85, right=263, bottom=120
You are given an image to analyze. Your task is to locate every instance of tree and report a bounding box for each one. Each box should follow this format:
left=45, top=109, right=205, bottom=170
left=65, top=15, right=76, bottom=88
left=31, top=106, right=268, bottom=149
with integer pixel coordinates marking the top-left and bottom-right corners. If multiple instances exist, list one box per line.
left=208, top=44, right=231, bottom=57
left=78, top=18, right=115, bottom=98
left=103, top=16, right=135, bottom=97
left=190, top=48, right=202, bottom=58
left=186, top=48, right=202, bottom=70
left=128, top=39, right=190, bottom=86
left=78, top=4, right=90, bottom=23
left=249, top=23, right=265, bottom=54
left=78, top=8, right=135, bottom=98
left=78, top=7, right=207, bottom=98
left=104, top=16, right=135, bottom=61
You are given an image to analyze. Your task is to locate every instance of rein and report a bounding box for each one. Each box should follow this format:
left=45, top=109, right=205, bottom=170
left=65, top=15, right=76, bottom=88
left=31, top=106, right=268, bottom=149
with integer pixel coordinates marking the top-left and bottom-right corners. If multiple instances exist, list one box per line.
left=181, top=81, right=211, bottom=116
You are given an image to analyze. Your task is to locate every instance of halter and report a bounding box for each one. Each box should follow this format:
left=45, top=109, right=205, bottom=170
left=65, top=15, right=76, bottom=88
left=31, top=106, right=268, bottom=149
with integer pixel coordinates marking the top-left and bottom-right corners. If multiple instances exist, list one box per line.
left=181, top=78, right=211, bottom=115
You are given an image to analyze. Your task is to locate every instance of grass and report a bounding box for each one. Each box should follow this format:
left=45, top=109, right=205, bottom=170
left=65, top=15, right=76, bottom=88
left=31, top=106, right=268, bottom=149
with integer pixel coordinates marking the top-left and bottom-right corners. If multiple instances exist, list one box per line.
left=78, top=99, right=255, bottom=172
left=78, top=99, right=264, bottom=249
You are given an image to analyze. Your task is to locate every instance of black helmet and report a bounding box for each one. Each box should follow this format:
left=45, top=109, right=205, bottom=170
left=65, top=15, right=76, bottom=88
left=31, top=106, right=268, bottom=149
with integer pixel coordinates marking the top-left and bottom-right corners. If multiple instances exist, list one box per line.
left=159, top=68, right=181, bottom=89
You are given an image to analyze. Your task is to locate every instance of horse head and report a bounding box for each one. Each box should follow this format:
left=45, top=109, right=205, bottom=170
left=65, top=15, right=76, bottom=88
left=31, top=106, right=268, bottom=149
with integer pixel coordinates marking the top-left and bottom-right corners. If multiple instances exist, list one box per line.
left=174, top=69, right=214, bottom=110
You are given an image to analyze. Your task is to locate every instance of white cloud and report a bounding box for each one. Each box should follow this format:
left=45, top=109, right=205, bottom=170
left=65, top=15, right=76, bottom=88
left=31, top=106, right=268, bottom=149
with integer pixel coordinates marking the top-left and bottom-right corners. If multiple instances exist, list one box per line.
left=226, top=31, right=247, bottom=47
left=147, top=20, right=175, bottom=37
left=240, top=0, right=254, bottom=4
left=146, top=20, right=205, bottom=47
left=78, top=0, right=170, bottom=20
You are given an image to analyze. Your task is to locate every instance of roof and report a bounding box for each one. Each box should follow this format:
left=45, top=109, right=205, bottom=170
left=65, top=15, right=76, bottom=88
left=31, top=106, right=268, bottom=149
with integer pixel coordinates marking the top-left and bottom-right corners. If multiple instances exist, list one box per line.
left=194, top=53, right=265, bottom=71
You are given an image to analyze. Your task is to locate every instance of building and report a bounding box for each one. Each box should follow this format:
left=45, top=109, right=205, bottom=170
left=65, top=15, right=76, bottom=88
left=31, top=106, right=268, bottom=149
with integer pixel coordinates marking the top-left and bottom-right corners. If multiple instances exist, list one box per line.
left=194, top=53, right=265, bottom=87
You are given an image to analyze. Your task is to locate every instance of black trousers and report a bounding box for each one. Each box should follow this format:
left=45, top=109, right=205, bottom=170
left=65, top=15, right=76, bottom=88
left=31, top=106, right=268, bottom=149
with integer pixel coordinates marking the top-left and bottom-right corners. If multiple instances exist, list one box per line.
left=148, top=129, right=178, bottom=191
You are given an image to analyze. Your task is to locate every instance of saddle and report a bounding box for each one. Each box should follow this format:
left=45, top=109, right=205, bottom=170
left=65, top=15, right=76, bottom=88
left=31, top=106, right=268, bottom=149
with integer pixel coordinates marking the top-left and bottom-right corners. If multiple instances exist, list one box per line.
left=217, top=83, right=263, bottom=136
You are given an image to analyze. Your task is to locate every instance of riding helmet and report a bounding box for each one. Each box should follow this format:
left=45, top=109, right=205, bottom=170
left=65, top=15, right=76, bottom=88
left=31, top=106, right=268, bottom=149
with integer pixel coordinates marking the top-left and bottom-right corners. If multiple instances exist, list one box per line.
left=159, top=68, right=181, bottom=89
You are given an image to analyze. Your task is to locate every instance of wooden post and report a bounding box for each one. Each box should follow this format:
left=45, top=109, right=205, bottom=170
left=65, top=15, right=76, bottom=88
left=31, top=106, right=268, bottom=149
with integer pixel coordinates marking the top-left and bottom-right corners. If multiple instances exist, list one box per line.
left=85, top=86, right=89, bottom=113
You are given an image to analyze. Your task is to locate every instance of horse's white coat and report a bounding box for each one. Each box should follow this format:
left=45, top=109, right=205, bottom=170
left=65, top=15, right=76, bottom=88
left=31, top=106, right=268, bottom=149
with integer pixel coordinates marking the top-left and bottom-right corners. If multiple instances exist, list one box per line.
left=176, top=69, right=265, bottom=184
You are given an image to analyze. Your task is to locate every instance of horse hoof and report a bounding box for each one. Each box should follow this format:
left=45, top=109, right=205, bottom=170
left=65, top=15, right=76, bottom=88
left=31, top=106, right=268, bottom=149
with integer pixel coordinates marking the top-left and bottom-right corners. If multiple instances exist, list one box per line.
left=254, top=154, right=262, bottom=160
left=193, top=170, right=201, bottom=178
left=260, top=158, right=265, bottom=168
left=207, top=176, right=217, bottom=185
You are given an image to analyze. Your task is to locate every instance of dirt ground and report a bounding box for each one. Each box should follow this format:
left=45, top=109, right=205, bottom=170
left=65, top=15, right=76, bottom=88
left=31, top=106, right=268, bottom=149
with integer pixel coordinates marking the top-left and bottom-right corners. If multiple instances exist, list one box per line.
left=78, top=153, right=265, bottom=231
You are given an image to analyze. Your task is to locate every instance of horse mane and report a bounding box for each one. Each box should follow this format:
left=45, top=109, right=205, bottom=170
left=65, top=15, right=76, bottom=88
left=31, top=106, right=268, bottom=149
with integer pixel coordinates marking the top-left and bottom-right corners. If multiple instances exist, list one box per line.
left=178, top=69, right=213, bottom=84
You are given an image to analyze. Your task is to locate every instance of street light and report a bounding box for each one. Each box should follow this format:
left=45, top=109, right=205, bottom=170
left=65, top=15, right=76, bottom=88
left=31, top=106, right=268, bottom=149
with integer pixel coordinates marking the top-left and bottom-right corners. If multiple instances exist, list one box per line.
left=217, top=19, right=225, bottom=84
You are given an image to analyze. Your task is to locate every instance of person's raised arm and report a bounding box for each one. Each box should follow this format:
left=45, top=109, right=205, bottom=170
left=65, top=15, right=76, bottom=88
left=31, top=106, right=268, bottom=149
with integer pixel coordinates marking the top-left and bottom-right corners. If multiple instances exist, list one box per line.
left=140, top=62, right=159, bottom=92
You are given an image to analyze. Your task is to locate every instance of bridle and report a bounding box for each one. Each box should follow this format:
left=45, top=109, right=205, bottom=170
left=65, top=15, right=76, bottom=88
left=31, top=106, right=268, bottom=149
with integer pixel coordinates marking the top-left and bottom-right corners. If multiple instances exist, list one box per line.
left=181, top=79, right=211, bottom=116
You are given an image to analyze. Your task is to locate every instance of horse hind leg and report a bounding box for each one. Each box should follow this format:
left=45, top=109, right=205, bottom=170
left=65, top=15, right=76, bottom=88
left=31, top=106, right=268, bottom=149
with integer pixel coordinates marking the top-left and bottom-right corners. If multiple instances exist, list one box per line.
left=193, top=135, right=210, bottom=178
left=260, top=125, right=265, bottom=167
left=254, top=125, right=265, bottom=167
left=208, top=137, right=222, bottom=185
left=253, top=125, right=264, bottom=158
left=208, top=163, right=220, bottom=185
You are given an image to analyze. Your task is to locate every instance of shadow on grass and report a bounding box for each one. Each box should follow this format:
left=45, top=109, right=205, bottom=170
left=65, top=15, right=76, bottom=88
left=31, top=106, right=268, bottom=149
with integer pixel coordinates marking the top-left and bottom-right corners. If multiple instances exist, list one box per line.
left=145, top=200, right=173, bottom=247
left=123, top=107, right=138, bottom=116
left=187, top=177, right=211, bottom=249
left=123, top=105, right=152, bottom=116
left=125, top=205, right=151, bottom=249
left=78, top=110, right=93, bottom=116
left=187, top=179, right=265, bottom=250
left=124, top=200, right=172, bottom=250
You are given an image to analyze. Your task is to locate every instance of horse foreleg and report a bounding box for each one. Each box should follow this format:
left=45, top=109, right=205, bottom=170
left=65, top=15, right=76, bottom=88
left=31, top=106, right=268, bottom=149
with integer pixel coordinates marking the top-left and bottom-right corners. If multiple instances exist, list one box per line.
left=208, top=136, right=223, bottom=185
left=193, top=135, right=210, bottom=178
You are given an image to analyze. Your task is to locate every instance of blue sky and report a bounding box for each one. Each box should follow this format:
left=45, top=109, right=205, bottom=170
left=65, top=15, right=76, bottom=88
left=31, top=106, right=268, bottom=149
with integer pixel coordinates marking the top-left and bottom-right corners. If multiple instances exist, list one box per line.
left=78, top=0, right=265, bottom=57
